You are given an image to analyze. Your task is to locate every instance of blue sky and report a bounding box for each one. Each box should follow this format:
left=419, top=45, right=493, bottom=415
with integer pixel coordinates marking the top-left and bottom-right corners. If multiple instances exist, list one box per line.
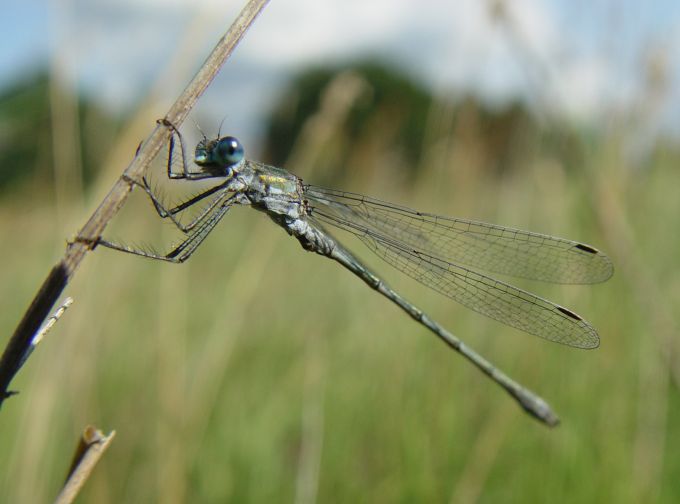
left=2, top=0, right=679, bottom=146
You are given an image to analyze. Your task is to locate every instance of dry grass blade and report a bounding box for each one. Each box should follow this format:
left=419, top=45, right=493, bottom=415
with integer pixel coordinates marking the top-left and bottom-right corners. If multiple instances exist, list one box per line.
left=0, top=0, right=271, bottom=407
left=53, top=426, right=116, bottom=504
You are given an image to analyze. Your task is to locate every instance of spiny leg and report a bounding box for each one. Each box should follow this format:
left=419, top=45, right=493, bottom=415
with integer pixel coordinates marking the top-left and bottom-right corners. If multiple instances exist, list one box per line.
left=158, top=118, right=190, bottom=180
left=165, top=198, right=235, bottom=262
left=85, top=194, right=236, bottom=263
left=127, top=117, right=235, bottom=233
left=158, top=118, right=217, bottom=181
left=125, top=174, right=232, bottom=233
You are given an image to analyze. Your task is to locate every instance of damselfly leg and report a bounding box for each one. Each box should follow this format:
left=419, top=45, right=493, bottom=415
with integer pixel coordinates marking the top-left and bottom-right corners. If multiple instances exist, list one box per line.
left=90, top=122, right=238, bottom=263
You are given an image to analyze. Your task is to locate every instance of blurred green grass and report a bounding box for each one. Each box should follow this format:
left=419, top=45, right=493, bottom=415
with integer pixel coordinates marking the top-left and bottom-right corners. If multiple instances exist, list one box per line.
left=1, top=65, right=680, bottom=503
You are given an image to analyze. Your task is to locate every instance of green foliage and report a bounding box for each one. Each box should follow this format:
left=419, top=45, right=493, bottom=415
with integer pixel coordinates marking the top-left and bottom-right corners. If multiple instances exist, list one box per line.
left=0, top=74, right=52, bottom=190
left=264, top=62, right=433, bottom=184
left=0, top=74, right=119, bottom=194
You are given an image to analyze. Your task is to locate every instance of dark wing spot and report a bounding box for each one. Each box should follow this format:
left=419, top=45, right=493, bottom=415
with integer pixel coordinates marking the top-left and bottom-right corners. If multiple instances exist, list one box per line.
left=557, top=306, right=583, bottom=321
left=575, top=243, right=599, bottom=254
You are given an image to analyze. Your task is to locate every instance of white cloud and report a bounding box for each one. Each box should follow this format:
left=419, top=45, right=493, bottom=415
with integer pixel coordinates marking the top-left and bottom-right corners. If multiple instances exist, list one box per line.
left=557, top=56, right=615, bottom=118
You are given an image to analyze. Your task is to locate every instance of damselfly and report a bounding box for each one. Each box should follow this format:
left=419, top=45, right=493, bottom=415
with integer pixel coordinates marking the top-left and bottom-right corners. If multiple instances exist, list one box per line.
left=87, top=119, right=613, bottom=425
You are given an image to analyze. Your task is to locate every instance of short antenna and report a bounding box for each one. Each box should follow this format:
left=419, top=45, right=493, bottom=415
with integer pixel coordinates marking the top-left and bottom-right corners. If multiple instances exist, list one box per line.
left=191, top=118, right=207, bottom=141
left=217, top=115, right=228, bottom=139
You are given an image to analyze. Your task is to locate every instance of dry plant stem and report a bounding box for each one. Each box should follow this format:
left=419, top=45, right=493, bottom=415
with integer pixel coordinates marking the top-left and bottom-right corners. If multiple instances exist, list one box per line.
left=33, top=298, right=74, bottom=344
left=0, top=0, right=271, bottom=407
left=54, top=426, right=116, bottom=504
left=17, top=297, right=74, bottom=370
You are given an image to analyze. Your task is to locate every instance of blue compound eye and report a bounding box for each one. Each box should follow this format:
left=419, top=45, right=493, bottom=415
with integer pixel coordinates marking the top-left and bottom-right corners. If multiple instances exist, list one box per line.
left=215, top=136, right=244, bottom=166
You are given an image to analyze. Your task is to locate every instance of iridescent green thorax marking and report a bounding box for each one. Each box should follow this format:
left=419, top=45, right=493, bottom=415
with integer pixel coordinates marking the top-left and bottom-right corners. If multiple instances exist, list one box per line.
left=251, top=163, right=299, bottom=195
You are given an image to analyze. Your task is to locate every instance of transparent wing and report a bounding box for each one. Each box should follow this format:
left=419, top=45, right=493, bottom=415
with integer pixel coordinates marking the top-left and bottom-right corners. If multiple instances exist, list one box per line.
left=305, top=186, right=613, bottom=284
left=305, top=186, right=604, bottom=348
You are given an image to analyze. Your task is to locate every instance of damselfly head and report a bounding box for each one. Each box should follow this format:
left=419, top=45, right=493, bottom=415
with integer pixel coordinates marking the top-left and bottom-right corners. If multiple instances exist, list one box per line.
left=194, top=136, right=245, bottom=176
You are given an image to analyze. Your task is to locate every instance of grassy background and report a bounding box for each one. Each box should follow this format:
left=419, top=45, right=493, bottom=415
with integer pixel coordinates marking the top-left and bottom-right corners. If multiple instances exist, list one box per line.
left=1, top=30, right=680, bottom=504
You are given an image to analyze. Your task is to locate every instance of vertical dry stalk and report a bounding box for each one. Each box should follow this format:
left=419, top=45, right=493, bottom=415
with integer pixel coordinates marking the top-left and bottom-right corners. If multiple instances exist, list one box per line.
left=0, top=0, right=271, bottom=407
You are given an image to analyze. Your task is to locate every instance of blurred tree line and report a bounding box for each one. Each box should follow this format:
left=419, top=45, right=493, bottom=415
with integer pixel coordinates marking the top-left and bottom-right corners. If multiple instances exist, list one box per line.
left=1, top=61, right=675, bottom=197
left=0, top=73, right=120, bottom=195
left=262, top=61, right=590, bottom=186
